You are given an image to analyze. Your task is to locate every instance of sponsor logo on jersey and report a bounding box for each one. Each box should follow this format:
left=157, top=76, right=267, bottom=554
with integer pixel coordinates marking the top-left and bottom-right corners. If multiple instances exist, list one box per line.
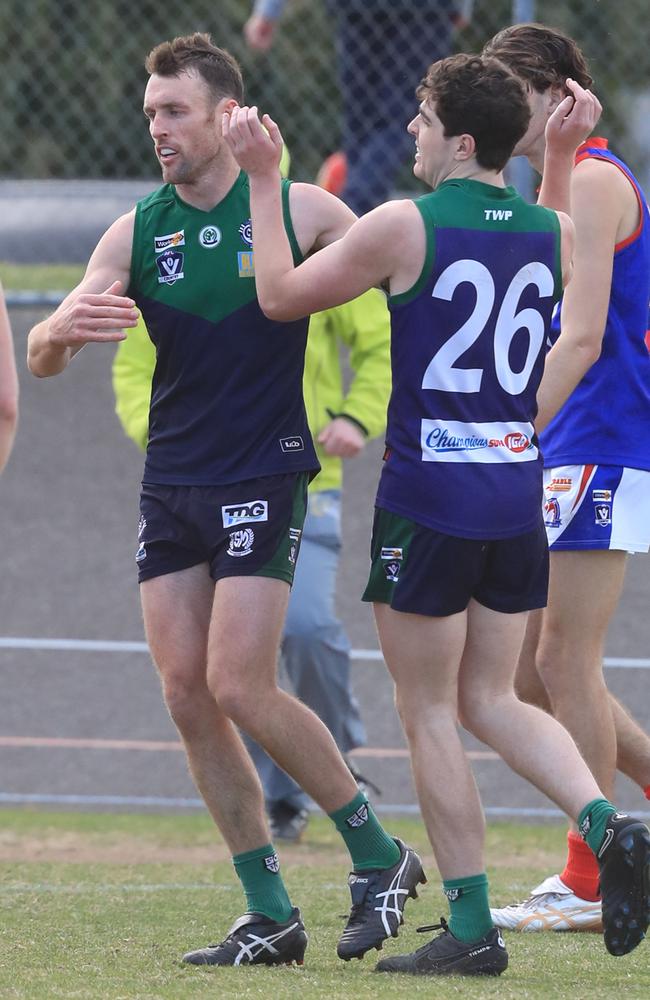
left=288, top=527, right=302, bottom=565
left=198, top=225, right=221, bottom=248
left=544, top=497, right=562, bottom=528
left=421, top=420, right=537, bottom=464
left=227, top=528, right=255, bottom=557
left=156, top=249, right=184, bottom=285
left=238, top=251, right=255, bottom=277
left=381, top=547, right=403, bottom=560
left=221, top=500, right=268, bottom=528
left=592, top=489, right=612, bottom=502
left=484, top=209, right=513, bottom=221
left=239, top=219, right=254, bottom=247
left=547, top=476, right=572, bottom=493
left=280, top=436, right=304, bottom=453
left=264, top=852, right=280, bottom=874
left=154, top=230, right=185, bottom=253
left=595, top=502, right=612, bottom=526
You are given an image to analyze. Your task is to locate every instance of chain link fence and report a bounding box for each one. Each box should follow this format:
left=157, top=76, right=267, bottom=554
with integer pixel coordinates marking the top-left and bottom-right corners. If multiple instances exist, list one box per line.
left=1, top=0, right=649, bottom=262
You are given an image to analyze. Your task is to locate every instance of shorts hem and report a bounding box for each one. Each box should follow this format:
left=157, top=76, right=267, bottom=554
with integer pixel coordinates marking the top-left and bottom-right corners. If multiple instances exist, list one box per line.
left=549, top=539, right=650, bottom=553
left=211, top=567, right=294, bottom=585
left=137, top=556, right=204, bottom=584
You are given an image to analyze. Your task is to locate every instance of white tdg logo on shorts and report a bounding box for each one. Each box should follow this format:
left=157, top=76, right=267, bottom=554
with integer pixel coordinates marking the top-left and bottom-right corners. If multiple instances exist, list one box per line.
left=221, top=499, right=269, bottom=528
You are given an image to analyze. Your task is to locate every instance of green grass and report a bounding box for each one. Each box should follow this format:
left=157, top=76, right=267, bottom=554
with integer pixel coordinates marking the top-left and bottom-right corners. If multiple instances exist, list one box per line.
left=0, top=263, right=84, bottom=293
left=0, top=810, right=648, bottom=999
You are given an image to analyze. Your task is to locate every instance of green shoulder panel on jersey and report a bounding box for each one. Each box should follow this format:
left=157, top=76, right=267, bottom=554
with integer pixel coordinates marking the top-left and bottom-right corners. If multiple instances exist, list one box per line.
left=129, top=173, right=303, bottom=327
left=391, top=178, right=563, bottom=306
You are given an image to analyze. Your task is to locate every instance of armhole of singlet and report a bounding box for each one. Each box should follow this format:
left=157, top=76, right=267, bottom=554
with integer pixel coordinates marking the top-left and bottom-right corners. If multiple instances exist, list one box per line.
left=389, top=198, right=435, bottom=306
left=128, top=202, right=144, bottom=296
left=576, top=152, right=645, bottom=253
left=281, top=179, right=304, bottom=265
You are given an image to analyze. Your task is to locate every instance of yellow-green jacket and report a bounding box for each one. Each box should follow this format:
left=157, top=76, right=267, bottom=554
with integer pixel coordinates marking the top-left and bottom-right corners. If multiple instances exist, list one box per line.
left=112, top=287, right=391, bottom=493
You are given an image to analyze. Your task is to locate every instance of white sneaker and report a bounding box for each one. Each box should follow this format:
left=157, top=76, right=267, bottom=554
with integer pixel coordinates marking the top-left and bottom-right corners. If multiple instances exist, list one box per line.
left=490, top=874, right=602, bottom=932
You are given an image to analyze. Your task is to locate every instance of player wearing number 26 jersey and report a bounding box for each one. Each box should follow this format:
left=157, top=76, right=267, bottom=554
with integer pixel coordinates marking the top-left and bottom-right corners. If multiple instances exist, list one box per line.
left=379, top=178, right=562, bottom=539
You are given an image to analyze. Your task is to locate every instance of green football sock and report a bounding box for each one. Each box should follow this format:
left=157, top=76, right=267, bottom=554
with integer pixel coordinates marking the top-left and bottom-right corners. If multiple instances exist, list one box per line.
left=232, top=843, right=293, bottom=923
left=328, top=791, right=400, bottom=870
left=444, top=873, right=493, bottom=942
left=578, top=798, right=617, bottom=856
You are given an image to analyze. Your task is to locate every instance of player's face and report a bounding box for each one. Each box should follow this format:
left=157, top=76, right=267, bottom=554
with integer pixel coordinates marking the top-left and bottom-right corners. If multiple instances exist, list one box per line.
left=407, top=100, right=457, bottom=188
left=143, top=71, right=227, bottom=185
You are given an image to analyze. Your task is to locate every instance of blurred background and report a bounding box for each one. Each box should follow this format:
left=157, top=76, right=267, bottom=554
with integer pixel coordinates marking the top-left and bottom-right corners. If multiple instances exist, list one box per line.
left=1, top=0, right=649, bottom=818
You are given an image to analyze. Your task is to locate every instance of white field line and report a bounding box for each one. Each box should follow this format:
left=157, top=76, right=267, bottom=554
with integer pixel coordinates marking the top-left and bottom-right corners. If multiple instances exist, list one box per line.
left=0, top=636, right=648, bottom=669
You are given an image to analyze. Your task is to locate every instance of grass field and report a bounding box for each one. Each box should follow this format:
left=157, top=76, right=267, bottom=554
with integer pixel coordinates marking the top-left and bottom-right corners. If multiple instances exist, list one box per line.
left=0, top=262, right=84, bottom=293
left=0, top=810, right=647, bottom=999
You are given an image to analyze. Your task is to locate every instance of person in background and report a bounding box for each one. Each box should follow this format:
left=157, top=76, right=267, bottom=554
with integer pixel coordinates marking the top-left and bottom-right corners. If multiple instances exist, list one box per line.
left=244, top=1, right=473, bottom=214
left=0, top=282, right=18, bottom=474
left=112, top=283, right=392, bottom=843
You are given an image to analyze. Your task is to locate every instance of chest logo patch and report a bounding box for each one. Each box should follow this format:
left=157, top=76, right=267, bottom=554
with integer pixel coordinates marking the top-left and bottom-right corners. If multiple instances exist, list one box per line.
left=239, top=219, right=253, bottom=247
left=199, top=225, right=221, bottom=248
left=154, top=230, right=185, bottom=253
left=156, top=249, right=184, bottom=285
left=238, top=251, right=255, bottom=278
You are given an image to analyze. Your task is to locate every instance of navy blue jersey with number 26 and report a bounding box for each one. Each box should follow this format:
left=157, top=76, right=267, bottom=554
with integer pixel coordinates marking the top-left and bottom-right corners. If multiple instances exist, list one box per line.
left=379, top=178, right=563, bottom=539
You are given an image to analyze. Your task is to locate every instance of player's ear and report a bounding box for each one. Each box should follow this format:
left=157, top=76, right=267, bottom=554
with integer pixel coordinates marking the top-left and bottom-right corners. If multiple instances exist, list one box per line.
left=455, top=133, right=476, bottom=161
left=547, top=83, right=566, bottom=115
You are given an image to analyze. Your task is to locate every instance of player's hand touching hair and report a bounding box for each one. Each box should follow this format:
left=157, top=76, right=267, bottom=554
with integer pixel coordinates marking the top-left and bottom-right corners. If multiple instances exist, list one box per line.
left=545, top=78, right=602, bottom=157
left=222, top=105, right=284, bottom=177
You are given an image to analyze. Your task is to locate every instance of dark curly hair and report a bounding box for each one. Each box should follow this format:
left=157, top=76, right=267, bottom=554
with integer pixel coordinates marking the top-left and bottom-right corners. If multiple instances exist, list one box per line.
left=417, top=53, right=530, bottom=171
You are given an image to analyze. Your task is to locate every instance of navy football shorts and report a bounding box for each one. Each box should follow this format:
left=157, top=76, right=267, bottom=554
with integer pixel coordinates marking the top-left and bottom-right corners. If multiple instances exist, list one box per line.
left=363, top=507, right=549, bottom=617
left=136, top=473, right=309, bottom=585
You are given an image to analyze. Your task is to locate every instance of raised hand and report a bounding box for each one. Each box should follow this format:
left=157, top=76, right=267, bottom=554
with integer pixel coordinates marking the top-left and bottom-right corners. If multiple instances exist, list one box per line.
left=222, top=105, right=284, bottom=177
left=546, top=78, right=602, bottom=157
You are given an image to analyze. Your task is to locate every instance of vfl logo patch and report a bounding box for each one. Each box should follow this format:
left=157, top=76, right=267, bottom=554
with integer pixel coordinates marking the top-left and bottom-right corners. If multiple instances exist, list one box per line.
left=227, top=528, right=255, bottom=557
left=288, top=527, right=302, bottom=565
left=156, top=249, right=184, bottom=285
left=280, top=436, right=304, bottom=453
left=154, top=230, right=185, bottom=253
left=345, top=804, right=368, bottom=829
left=264, top=852, right=280, bottom=874
left=199, top=225, right=221, bottom=248
left=239, top=219, right=253, bottom=247
left=238, top=251, right=255, bottom=277
left=383, top=561, right=401, bottom=583
left=594, top=503, right=612, bottom=526
left=221, top=500, right=268, bottom=528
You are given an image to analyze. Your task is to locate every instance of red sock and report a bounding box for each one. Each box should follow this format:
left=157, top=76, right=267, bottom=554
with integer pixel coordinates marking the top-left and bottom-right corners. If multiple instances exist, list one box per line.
left=560, top=831, right=601, bottom=901
left=644, top=784, right=650, bottom=801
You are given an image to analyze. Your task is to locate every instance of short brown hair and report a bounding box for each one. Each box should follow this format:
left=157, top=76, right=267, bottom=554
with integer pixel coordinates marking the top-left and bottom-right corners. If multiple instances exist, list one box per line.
left=483, top=23, right=593, bottom=94
left=417, top=54, right=530, bottom=172
left=145, top=32, right=244, bottom=104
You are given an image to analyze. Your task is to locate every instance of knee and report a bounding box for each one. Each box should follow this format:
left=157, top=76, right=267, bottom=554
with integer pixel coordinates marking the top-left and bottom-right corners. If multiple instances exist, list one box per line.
left=207, top=670, right=264, bottom=730
left=458, top=686, right=503, bottom=742
left=162, top=672, right=211, bottom=737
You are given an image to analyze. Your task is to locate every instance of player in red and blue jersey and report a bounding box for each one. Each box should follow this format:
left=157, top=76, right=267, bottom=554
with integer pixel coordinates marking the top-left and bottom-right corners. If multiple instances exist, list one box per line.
left=225, top=52, right=650, bottom=975
left=484, top=23, right=650, bottom=936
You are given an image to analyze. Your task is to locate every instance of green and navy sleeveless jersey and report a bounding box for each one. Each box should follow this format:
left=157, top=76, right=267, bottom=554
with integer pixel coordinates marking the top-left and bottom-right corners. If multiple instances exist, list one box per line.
left=128, top=172, right=319, bottom=485
left=542, top=139, right=650, bottom=471
left=379, top=178, right=562, bottom=539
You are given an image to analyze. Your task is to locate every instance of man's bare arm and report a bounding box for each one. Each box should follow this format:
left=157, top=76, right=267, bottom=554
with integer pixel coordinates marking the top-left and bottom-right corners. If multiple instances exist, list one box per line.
left=0, top=282, right=18, bottom=473
left=538, top=78, right=602, bottom=215
left=27, top=212, right=138, bottom=377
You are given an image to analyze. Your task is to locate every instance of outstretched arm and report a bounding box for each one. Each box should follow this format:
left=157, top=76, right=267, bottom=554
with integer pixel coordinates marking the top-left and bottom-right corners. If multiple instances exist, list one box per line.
left=223, top=106, right=411, bottom=319
left=27, top=212, right=138, bottom=377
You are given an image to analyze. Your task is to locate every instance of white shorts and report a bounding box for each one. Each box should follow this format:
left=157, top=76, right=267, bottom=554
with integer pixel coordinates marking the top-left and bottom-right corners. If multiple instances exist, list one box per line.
left=543, top=464, right=650, bottom=553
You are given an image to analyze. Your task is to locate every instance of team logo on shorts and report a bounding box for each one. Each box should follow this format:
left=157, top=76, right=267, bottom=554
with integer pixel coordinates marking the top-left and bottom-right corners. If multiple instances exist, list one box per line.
left=198, top=225, right=221, bottom=248
left=263, top=852, right=280, bottom=874
left=544, top=497, right=562, bottom=528
left=227, top=528, right=255, bottom=557
left=239, top=219, right=253, bottom=247
left=595, top=502, right=612, bottom=526
left=383, top=561, right=401, bottom=583
left=221, top=500, right=268, bottom=528
left=154, top=230, right=185, bottom=253
left=288, top=527, right=302, bottom=564
left=547, top=477, right=572, bottom=493
left=156, top=249, right=184, bottom=285
left=135, top=542, right=146, bottom=563
left=381, top=546, right=402, bottom=583
left=138, top=515, right=147, bottom=539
